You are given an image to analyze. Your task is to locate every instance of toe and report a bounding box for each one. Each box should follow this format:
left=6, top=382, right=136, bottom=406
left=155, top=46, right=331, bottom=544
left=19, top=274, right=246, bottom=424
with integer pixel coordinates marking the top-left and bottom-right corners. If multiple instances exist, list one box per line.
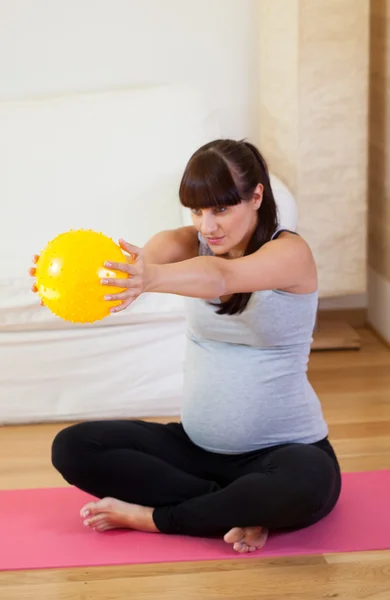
left=84, top=514, right=106, bottom=528
left=80, top=498, right=115, bottom=519
left=95, top=521, right=111, bottom=533
left=83, top=518, right=93, bottom=528
left=233, top=541, right=249, bottom=553
left=80, top=502, right=97, bottom=519
left=224, top=527, right=245, bottom=544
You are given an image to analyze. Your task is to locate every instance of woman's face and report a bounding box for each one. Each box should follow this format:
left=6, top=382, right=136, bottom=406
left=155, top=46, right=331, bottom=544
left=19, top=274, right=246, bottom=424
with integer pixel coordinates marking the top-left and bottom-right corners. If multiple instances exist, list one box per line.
left=190, top=185, right=263, bottom=257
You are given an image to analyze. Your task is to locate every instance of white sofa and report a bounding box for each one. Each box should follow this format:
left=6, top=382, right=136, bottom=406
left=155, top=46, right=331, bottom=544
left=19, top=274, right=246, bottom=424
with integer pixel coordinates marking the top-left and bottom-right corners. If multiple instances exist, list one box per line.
left=0, top=85, right=297, bottom=424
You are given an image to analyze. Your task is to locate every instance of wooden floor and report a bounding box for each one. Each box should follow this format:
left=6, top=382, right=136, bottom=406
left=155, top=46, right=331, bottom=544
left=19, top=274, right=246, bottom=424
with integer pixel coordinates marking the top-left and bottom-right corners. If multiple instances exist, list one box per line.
left=1, top=326, right=390, bottom=599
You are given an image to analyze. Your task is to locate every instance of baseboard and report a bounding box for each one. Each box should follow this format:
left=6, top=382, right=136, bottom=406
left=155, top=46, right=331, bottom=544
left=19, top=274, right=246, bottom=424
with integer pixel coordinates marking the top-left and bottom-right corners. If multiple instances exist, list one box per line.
left=317, top=308, right=367, bottom=329
left=311, top=308, right=366, bottom=351
left=318, top=293, right=367, bottom=311
left=312, top=319, right=361, bottom=351
left=313, top=269, right=390, bottom=350
left=367, top=267, right=390, bottom=346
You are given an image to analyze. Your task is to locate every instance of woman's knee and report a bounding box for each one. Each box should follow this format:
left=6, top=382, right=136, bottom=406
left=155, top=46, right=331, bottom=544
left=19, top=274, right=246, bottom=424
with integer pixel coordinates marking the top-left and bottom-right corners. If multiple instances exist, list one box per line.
left=51, top=422, right=92, bottom=477
left=264, top=444, right=341, bottom=509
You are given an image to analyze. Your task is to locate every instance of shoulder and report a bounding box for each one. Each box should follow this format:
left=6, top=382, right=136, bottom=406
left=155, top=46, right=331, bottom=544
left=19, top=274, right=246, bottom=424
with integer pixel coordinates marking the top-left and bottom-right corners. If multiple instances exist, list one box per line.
left=143, top=226, right=199, bottom=264
left=269, top=230, right=312, bottom=256
left=265, top=231, right=317, bottom=293
left=173, top=226, right=199, bottom=245
left=162, top=226, right=199, bottom=258
left=219, top=230, right=317, bottom=296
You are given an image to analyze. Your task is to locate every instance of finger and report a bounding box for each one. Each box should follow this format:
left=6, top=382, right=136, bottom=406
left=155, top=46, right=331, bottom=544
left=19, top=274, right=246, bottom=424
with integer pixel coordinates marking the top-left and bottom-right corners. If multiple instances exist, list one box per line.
left=126, top=253, right=137, bottom=265
left=118, top=239, right=140, bottom=259
left=29, top=267, right=36, bottom=277
left=32, top=255, right=39, bottom=264
left=101, top=277, right=132, bottom=288
left=104, top=290, right=137, bottom=302
left=110, top=297, right=135, bottom=313
left=104, top=261, right=137, bottom=276
left=31, top=284, right=38, bottom=293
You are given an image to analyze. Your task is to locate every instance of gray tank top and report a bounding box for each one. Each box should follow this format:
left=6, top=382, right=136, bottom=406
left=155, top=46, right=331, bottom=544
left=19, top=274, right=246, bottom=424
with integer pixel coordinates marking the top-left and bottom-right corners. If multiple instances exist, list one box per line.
left=180, top=229, right=328, bottom=454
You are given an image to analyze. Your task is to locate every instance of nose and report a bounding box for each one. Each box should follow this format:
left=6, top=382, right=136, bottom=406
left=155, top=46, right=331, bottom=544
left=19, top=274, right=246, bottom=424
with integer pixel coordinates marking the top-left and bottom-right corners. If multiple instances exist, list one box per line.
left=200, top=211, right=218, bottom=236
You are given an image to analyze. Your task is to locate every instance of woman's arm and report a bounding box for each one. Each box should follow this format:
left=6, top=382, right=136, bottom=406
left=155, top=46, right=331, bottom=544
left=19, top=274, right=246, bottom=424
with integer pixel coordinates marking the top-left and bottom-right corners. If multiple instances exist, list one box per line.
left=103, top=232, right=317, bottom=312
left=145, top=232, right=317, bottom=298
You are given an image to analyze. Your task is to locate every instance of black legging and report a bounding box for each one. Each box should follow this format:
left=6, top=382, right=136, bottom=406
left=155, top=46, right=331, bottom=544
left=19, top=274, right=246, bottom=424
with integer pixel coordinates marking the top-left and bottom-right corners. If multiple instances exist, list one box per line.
left=51, top=420, right=341, bottom=537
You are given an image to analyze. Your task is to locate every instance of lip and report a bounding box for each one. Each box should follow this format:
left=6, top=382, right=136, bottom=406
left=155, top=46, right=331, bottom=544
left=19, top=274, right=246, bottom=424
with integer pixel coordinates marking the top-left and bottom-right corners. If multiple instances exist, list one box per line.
left=206, top=236, right=225, bottom=245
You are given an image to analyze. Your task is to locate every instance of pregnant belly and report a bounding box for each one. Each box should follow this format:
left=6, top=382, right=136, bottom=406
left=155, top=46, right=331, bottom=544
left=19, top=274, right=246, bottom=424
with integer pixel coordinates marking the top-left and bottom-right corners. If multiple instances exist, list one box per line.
left=180, top=340, right=326, bottom=454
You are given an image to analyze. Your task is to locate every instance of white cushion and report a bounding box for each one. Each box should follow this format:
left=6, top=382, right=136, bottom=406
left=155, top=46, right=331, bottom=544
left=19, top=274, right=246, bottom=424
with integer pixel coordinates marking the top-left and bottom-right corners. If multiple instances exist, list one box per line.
left=0, top=273, right=185, bottom=332
left=270, top=173, right=298, bottom=231
left=0, top=303, right=187, bottom=424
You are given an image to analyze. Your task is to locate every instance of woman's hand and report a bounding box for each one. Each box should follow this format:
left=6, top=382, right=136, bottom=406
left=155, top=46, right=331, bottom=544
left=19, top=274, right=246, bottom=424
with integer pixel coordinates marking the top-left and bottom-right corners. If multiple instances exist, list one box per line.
left=102, top=239, right=147, bottom=313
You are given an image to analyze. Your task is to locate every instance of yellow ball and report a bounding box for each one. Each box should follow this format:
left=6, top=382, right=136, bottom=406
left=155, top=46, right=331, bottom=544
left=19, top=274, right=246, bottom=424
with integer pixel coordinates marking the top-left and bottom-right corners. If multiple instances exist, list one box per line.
left=35, top=229, right=129, bottom=323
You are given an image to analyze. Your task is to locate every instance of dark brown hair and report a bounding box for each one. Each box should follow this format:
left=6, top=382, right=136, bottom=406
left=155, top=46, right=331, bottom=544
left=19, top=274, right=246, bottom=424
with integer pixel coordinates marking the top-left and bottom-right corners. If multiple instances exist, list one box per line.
left=179, top=139, right=278, bottom=315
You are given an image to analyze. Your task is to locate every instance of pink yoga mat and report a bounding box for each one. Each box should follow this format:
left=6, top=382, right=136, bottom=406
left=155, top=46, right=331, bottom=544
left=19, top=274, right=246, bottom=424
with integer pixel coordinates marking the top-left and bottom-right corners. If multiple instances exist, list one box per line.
left=1, top=470, right=389, bottom=571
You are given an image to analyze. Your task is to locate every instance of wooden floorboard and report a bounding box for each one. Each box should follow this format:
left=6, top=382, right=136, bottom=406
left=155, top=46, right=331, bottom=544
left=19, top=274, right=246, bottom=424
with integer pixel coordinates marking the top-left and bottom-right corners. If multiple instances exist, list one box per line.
left=0, top=327, right=389, bottom=599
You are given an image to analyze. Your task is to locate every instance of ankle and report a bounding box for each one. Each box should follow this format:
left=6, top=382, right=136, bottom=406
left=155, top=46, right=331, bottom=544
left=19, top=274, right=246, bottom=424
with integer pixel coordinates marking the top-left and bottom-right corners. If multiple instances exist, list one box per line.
left=136, top=505, right=159, bottom=533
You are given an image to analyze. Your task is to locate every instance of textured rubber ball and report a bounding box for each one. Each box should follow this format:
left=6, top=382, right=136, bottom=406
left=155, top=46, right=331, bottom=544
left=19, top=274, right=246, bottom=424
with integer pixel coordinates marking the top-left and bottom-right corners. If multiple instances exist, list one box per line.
left=35, top=229, right=129, bottom=323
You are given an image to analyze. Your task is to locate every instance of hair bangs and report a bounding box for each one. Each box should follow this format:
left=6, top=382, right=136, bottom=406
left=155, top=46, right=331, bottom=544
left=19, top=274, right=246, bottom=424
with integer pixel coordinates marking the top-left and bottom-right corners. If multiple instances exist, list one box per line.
left=179, top=150, right=241, bottom=210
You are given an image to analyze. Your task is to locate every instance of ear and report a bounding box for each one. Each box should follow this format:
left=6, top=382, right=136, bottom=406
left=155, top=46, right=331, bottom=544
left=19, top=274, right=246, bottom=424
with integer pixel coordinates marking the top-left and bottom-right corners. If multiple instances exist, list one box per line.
left=252, top=183, right=264, bottom=210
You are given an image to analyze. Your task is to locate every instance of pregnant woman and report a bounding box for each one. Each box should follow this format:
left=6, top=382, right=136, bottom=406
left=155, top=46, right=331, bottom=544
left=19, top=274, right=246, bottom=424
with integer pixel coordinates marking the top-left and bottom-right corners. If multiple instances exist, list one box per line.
left=31, top=139, right=341, bottom=553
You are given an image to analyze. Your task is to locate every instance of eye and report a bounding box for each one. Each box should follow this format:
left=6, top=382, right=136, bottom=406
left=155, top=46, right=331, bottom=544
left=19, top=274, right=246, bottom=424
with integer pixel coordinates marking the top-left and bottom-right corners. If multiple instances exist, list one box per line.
left=190, top=208, right=201, bottom=215
left=214, top=206, right=228, bottom=214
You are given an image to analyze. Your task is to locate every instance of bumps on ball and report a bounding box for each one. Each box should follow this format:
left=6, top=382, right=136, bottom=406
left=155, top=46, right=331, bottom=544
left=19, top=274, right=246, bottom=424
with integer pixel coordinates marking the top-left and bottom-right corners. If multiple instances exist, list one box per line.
left=35, top=229, right=129, bottom=324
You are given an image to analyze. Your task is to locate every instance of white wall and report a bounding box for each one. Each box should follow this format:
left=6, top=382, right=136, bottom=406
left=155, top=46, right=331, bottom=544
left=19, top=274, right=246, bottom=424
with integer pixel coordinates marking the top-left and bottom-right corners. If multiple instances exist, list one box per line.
left=0, top=0, right=258, bottom=140
left=368, top=268, right=390, bottom=345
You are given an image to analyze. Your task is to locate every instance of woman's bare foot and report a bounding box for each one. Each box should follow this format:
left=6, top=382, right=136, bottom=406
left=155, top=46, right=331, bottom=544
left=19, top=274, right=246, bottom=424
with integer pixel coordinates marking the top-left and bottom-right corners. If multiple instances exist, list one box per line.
left=224, top=526, right=268, bottom=553
left=80, top=497, right=159, bottom=533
